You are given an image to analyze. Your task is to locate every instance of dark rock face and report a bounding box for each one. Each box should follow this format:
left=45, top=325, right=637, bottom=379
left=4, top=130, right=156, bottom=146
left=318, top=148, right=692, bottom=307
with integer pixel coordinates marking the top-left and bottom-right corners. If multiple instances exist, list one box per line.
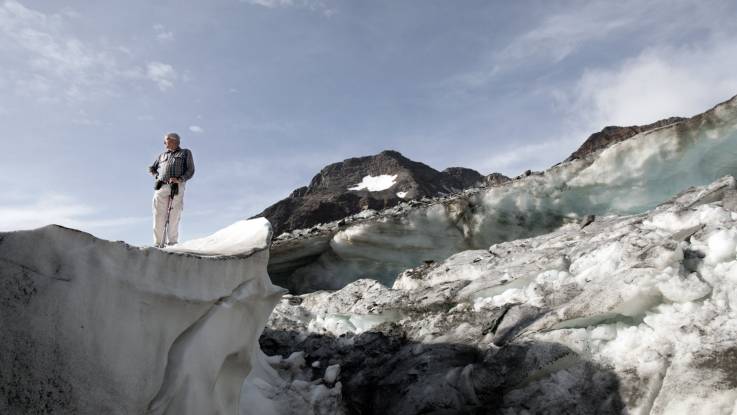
left=441, top=167, right=483, bottom=189
left=566, top=116, right=686, bottom=161
left=482, top=172, right=511, bottom=187
left=261, top=329, right=624, bottom=415
left=254, top=150, right=488, bottom=236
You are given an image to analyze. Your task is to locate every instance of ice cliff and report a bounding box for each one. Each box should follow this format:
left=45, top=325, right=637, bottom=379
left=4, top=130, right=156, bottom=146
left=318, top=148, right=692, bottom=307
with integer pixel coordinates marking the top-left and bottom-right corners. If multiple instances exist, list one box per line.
left=258, top=95, right=737, bottom=414
left=270, top=94, right=737, bottom=293
left=264, top=175, right=737, bottom=414
left=0, top=218, right=287, bottom=414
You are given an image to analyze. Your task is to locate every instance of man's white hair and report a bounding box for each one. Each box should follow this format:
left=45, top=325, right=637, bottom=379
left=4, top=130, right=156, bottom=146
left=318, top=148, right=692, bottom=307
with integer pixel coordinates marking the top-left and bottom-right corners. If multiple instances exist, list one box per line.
left=165, top=132, right=181, bottom=144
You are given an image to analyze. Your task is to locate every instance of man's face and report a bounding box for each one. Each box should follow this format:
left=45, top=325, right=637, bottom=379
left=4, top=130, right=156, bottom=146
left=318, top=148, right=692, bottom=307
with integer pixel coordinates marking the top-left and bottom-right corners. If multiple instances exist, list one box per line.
left=164, top=137, right=178, bottom=151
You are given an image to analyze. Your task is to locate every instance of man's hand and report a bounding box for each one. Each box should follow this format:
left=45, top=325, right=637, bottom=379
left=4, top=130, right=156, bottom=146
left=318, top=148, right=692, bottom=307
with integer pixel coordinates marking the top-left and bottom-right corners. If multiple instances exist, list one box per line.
left=169, top=177, right=181, bottom=184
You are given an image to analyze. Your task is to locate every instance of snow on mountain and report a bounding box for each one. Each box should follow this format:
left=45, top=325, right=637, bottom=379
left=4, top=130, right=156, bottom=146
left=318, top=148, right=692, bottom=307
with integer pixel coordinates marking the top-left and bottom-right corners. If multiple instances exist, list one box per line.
left=253, top=150, right=493, bottom=236
left=270, top=94, right=737, bottom=294
left=262, top=175, right=737, bottom=414
left=0, top=219, right=287, bottom=415
left=347, top=174, right=398, bottom=191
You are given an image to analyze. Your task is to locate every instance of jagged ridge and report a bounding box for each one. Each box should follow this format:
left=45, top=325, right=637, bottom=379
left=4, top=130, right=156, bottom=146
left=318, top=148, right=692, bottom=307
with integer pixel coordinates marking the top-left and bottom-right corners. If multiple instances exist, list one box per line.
left=254, top=149, right=509, bottom=236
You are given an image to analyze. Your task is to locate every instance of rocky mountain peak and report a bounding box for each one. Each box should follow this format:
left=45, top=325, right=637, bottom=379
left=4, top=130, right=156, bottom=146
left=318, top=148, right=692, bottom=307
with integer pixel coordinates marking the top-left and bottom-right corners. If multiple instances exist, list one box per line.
left=441, top=167, right=484, bottom=189
left=253, top=150, right=498, bottom=236
left=304, top=150, right=431, bottom=195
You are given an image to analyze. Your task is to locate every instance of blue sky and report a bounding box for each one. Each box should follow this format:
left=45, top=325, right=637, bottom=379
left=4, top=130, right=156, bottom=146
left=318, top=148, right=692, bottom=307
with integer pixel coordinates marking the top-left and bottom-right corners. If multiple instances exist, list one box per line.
left=2, top=0, right=737, bottom=245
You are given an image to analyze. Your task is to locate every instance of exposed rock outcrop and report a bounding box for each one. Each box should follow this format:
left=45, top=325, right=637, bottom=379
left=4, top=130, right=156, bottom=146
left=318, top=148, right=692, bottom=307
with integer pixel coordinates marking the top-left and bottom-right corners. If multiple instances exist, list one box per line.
left=565, top=116, right=686, bottom=161
left=441, top=167, right=484, bottom=188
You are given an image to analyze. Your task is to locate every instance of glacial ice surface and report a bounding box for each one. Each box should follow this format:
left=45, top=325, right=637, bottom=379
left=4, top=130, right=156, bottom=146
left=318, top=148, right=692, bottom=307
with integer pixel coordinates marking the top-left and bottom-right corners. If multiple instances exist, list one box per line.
left=283, top=95, right=737, bottom=292
left=264, top=176, right=737, bottom=414
left=0, top=218, right=288, bottom=415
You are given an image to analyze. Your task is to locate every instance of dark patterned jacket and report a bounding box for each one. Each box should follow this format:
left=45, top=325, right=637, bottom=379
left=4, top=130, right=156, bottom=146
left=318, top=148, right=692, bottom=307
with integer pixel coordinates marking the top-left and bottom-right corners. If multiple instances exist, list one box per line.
left=149, top=147, right=195, bottom=183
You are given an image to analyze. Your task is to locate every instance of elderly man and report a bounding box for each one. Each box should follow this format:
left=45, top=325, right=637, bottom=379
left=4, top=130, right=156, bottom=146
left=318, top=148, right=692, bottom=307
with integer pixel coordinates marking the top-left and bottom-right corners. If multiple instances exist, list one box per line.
left=148, top=132, right=195, bottom=247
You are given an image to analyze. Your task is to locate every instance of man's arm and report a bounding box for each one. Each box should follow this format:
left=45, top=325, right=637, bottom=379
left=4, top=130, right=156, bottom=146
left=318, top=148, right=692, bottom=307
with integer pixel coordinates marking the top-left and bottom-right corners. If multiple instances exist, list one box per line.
left=181, top=149, right=195, bottom=181
left=149, top=156, right=159, bottom=177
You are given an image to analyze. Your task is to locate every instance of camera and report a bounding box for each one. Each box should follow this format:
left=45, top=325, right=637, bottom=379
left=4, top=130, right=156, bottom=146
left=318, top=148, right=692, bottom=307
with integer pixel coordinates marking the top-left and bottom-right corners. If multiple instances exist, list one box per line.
left=154, top=180, right=178, bottom=195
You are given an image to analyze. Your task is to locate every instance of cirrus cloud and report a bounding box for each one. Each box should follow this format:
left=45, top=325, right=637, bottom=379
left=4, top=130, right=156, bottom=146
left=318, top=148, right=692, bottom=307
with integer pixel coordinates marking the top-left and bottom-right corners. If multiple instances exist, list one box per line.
left=0, top=1, right=179, bottom=102
left=146, top=62, right=177, bottom=91
left=153, top=23, right=174, bottom=43
left=240, top=0, right=335, bottom=16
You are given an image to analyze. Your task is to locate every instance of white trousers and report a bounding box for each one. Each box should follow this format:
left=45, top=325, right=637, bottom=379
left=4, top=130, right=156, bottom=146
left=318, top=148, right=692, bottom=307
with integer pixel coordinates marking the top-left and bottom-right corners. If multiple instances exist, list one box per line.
left=152, top=182, right=185, bottom=246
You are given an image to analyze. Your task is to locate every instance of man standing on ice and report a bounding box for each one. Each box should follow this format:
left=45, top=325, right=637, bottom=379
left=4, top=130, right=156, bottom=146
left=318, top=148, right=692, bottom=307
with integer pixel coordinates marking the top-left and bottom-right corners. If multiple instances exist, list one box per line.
left=148, top=132, right=195, bottom=247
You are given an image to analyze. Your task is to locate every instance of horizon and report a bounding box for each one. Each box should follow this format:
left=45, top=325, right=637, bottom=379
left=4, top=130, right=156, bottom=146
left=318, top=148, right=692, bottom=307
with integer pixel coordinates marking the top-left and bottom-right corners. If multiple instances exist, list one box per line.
left=2, top=0, right=737, bottom=245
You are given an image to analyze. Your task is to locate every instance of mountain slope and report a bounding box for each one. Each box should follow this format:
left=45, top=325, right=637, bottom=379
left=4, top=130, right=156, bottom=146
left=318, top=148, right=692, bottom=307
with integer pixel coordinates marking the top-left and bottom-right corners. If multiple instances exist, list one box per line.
left=565, top=116, right=686, bottom=161
left=254, top=150, right=503, bottom=236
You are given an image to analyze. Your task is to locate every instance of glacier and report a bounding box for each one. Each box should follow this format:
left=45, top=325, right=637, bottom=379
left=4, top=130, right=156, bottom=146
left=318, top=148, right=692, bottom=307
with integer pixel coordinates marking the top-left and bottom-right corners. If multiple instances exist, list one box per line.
left=271, top=95, right=737, bottom=293
left=0, top=218, right=289, bottom=415
left=3, top=94, right=737, bottom=414
left=260, top=95, right=737, bottom=414
left=263, top=175, right=737, bottom=414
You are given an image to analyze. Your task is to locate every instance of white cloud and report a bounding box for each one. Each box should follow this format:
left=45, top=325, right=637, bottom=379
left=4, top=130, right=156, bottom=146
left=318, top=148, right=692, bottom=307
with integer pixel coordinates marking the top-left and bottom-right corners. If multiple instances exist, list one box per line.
left=440, top=0, right=737, bottom=178
left=562, top=39, right=737, bottom=129
left=153, top=23, right=174, bottom=42
left=189, top=125, right=204, bottom=133
left=146, top=62, right=177, bottom=91
left=0, top=192, right=147, bottom=233
left=242, top=0, right=284, bottom=7
left=449, top=0, right=737, bottom=90
left=445, top=2, right=644, bottom=90
left=461, top=37, right=737, bottom=176
left=0, top=1, right=178, bottom=101
left=240, top=0, right=335, bottom=15
left=499, top=2, right=640, bottom=65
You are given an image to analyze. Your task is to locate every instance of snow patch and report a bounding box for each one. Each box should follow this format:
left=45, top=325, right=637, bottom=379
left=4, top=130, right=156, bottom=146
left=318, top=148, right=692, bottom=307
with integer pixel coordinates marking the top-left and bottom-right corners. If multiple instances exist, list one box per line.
left=396, top=191, right=408, bottom=198
left=348, top=174, right=397, bottom=191
left=704, top=228, right=737, bottom=264
left=165, top=218, right=271, bottom=256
